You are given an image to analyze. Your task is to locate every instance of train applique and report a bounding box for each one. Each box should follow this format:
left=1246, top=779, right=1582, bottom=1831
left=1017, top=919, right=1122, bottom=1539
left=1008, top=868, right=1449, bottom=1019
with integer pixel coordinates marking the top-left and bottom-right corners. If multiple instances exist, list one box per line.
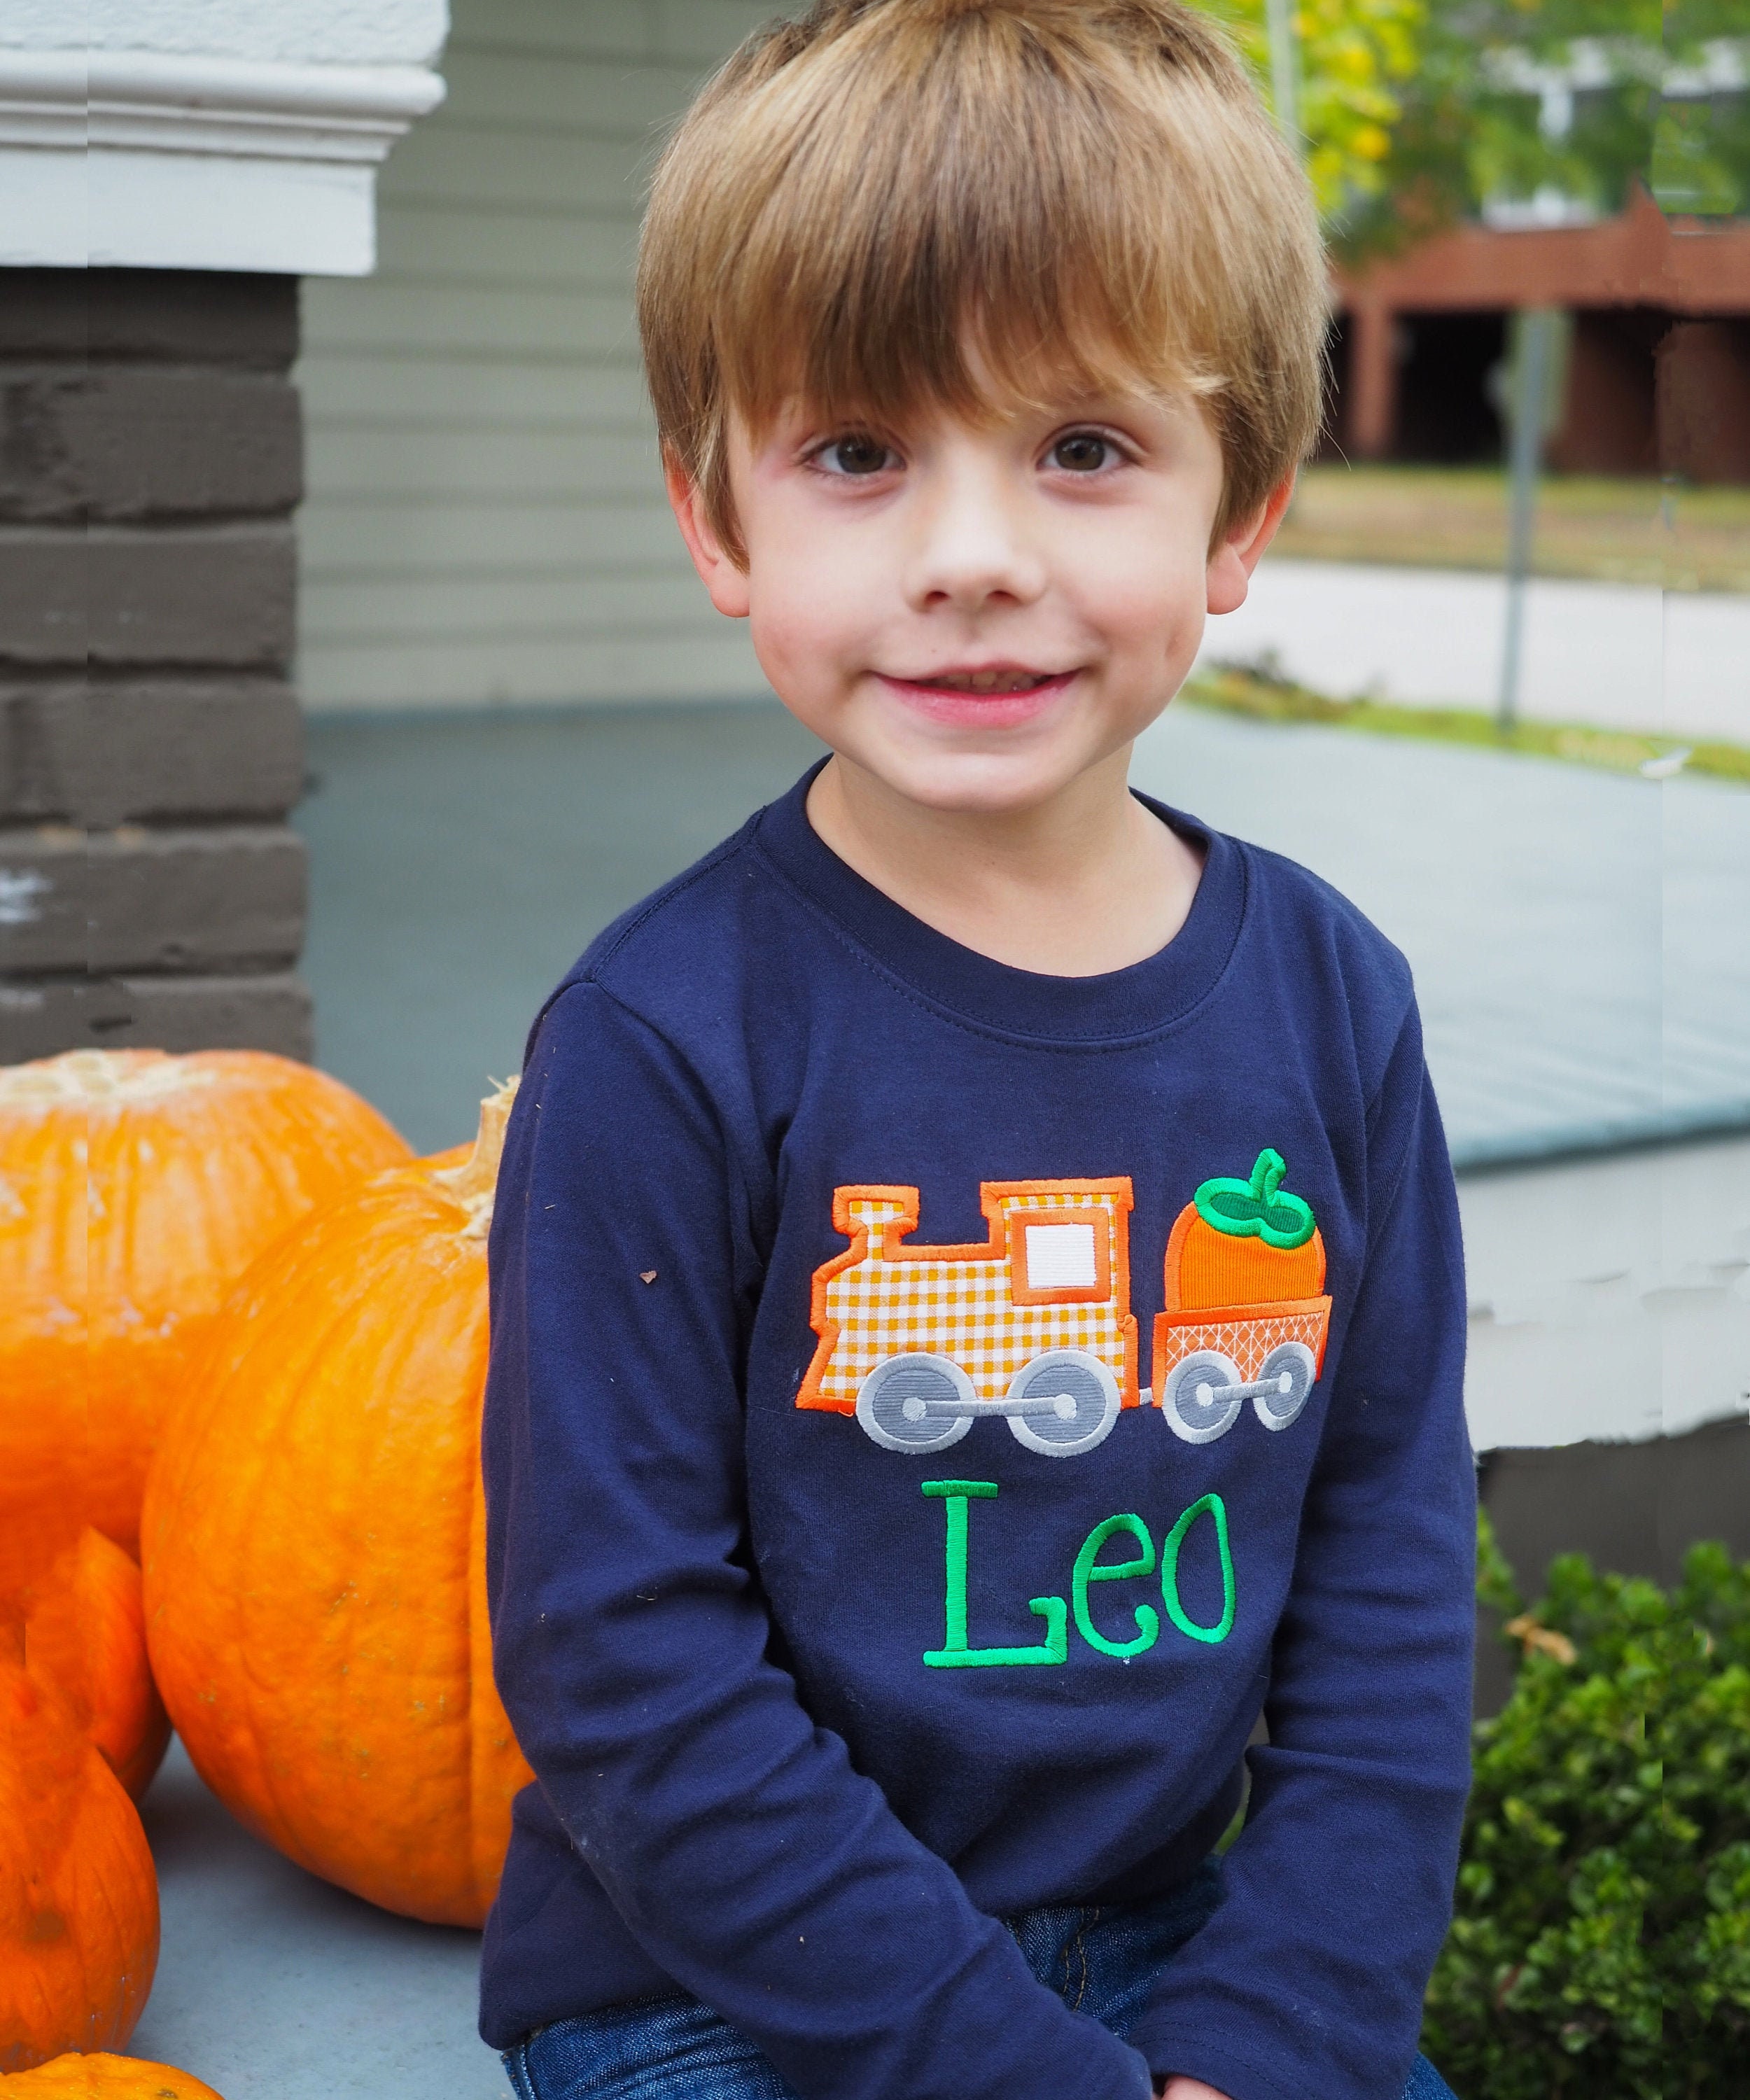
left=798, top=1152, right=1331, bottom=1458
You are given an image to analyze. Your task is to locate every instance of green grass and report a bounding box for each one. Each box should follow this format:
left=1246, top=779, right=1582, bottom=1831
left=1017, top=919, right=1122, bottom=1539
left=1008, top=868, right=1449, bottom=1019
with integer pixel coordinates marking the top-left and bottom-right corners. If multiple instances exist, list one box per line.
left=1275, top=465, right=1750, bottom=594
left=1180, top=664, right=1750, bottom=789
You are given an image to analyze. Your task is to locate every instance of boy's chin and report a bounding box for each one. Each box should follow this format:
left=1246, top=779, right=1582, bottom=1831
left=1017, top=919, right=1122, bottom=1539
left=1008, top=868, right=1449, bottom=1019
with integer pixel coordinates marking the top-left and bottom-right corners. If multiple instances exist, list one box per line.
left=839, top=734, right=1122, bottom=819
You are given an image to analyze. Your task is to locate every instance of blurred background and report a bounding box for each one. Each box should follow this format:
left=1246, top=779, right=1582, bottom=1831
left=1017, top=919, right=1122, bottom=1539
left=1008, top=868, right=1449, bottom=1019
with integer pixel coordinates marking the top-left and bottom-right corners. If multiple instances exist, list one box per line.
left=1, top=3, right=1746, bottom=2092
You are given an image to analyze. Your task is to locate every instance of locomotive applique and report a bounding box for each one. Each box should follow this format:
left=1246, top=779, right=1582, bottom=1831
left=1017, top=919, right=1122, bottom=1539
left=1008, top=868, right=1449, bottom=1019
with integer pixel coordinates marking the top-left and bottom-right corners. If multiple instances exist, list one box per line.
left=798, top=1152, right=1331, bottom=1458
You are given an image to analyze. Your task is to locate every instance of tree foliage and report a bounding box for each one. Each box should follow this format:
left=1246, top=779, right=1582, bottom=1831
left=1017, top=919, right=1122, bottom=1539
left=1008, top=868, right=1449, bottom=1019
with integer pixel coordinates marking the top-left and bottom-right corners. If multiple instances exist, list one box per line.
left=1202, top=0, right=1425, bottom=216
left=1195, top=0, right=1749, bottom=255
left=1422, top=1520, right=1750, bottom=2097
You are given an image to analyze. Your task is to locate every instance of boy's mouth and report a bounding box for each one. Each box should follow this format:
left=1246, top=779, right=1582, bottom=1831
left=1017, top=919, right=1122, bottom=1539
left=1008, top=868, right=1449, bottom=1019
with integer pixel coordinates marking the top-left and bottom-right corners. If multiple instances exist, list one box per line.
left=900, top=664, right=1064, bottom=695
left=874, top=664, right=1079, bottom=730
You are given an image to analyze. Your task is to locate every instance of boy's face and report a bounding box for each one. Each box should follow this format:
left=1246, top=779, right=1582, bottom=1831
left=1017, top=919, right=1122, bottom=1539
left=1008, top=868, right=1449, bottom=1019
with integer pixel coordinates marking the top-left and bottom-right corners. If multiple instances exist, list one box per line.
left=670, top=373, right=1288, bottom=820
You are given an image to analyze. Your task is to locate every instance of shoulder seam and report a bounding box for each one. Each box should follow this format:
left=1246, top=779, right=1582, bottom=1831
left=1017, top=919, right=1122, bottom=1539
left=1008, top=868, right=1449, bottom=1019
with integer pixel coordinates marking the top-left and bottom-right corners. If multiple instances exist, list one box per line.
left=586, top=827, right=759, bottom=983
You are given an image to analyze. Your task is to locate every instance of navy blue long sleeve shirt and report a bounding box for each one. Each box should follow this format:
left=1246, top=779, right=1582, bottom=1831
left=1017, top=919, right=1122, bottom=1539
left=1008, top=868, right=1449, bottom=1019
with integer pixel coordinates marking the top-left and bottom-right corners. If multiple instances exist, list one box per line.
left=480, top=769, right=1475, bottom=2100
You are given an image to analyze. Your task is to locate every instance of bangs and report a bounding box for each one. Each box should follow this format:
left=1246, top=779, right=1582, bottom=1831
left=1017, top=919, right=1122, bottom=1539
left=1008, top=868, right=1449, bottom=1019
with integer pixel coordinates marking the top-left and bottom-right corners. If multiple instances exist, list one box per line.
left=638, top=1, right=1326, bottom=558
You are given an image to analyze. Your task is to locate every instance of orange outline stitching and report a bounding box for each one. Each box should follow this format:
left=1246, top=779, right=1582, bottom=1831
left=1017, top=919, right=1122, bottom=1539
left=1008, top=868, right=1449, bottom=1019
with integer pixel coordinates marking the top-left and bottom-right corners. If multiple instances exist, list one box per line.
left=796, top=1177, right=1140, bottom=1413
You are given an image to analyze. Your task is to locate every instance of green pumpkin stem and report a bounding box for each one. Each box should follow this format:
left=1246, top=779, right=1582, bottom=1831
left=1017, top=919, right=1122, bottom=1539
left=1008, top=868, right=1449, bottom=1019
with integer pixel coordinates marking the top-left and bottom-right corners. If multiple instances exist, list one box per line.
left=1191, top=1147, right=1316, bottom=1250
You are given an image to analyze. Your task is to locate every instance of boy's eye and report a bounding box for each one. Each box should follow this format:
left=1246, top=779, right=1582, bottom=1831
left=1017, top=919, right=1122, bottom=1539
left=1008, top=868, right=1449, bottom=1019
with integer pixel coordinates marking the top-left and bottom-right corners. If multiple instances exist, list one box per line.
left=818, top=435, right=895, bottom=476
left=1050, top=431, right=1115, bottom=472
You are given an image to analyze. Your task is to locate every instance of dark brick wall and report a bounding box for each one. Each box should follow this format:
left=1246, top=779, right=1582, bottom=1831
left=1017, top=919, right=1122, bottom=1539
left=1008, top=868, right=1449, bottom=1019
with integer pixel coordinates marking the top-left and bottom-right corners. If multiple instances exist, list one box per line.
left=0, top=270, right=312, bottom=1060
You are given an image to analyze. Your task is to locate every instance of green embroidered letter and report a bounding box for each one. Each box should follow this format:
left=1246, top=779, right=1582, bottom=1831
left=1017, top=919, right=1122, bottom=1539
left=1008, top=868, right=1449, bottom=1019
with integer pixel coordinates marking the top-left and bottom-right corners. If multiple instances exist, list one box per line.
left=1192, top=1148, right=1316, bottom=1250
left=920, top=1480, right=1068, bottom=1669
left=1160, top=1492, right=1236, bottom=1645
left=1071, top=1514, right=1161, bottom=1658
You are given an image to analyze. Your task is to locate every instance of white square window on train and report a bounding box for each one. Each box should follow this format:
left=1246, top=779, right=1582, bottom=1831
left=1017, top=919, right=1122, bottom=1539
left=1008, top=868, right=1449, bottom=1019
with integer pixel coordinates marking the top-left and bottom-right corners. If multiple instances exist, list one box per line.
left=1023, top=1223, right=1098, bottom=1291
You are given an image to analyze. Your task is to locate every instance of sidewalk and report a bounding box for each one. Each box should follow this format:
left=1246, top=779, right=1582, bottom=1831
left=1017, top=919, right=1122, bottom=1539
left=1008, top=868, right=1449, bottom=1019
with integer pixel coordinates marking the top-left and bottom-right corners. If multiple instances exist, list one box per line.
left=1196, top=559, right=1750, bottom=744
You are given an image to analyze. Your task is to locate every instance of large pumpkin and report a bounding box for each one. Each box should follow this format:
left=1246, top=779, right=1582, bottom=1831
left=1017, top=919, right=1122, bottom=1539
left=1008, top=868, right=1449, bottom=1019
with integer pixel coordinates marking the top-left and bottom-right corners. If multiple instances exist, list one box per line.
left=0, top=1049, right=410, bottom=1606
left=142, top=1083, right=532, bottom=1927
left=0, top=1664, right=158, bottom=2072
left=21, top=1532, right=169, bottom=1802
left=0, top=2056, right=223, bottom=2098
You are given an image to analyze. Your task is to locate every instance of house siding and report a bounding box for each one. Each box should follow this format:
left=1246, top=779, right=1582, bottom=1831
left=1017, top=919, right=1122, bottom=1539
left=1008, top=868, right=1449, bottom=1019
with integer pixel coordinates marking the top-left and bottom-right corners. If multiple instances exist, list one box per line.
left=296, top=0, right=792, bottom=710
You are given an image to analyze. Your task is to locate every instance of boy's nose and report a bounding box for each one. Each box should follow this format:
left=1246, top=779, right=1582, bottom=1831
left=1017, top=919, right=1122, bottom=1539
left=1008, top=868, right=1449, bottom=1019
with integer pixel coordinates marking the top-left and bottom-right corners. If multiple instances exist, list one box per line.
left=900, top=469, right=1049, bottom=615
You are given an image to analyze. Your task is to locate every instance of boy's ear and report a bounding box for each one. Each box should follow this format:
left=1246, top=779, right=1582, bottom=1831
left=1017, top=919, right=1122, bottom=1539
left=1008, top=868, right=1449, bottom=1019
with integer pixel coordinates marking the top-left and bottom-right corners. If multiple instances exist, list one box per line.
left=665, top=451, right=751, bottom=618
left=1205, top=470, right=1297, bottom=617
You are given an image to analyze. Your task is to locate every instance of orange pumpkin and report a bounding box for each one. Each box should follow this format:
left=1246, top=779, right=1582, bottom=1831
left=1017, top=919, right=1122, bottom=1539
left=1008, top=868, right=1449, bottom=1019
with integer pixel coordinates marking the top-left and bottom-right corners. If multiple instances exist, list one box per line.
left=1165, top=1203, right=1326, bottom=1310
left=21, top=1532, right=169, bottom=1803
left=142, top=1083, right=532, bottom=1927
left=0, top=2054, right=223, bottom=2098
left=0, top=1664, right=158, bottom=2072
left=1164, top=1149, right=1326, bottom=1311
left=0, top=1049, right=410, bottom=1606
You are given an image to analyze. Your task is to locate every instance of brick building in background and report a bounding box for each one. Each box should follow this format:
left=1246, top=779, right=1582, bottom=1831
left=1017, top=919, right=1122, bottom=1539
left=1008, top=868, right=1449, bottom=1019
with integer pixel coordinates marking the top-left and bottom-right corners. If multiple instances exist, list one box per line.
left=1332, top=188, right=1750, bottom=480
left=0, top=0, right=447, bottom=1063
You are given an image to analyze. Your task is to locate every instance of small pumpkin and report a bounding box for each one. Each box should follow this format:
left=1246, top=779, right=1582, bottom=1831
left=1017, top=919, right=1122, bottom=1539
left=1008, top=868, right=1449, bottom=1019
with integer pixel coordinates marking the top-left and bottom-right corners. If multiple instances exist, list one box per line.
left=0, top=2054, right=223, bottom=2097
left=1166, top=1148, right=1326, bottom=1311
left=0, top=1663, right=158, bottom=2072
left=0, top=1049, right=410, bottom=1606
left=0, top=2054, right=223, bottom=2099
left=21, top=1532, right=169, bottom=1802
left=143, top=1083, right=532, bottom=1928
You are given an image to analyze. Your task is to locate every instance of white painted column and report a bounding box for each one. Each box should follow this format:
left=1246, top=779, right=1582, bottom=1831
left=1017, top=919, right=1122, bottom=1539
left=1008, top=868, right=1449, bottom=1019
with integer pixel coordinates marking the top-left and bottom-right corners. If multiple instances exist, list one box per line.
left=0, top=0, right=449, bottom=274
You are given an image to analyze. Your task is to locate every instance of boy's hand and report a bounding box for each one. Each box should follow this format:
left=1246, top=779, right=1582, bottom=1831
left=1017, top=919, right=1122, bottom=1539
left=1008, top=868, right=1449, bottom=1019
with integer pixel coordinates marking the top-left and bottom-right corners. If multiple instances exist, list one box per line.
left=1157, top=2081, right=1235, bottom=2100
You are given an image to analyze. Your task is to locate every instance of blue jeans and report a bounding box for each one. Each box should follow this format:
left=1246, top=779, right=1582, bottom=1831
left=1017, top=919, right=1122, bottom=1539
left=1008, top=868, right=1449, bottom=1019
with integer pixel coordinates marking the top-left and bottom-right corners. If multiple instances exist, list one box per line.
left=501, top=1862, right=1460, bottom=2099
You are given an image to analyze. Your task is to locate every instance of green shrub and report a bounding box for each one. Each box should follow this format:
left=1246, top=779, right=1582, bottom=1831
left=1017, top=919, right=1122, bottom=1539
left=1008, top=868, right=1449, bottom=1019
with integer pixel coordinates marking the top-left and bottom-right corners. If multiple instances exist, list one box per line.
left=1422, top=1518, right=1750, bottom=2098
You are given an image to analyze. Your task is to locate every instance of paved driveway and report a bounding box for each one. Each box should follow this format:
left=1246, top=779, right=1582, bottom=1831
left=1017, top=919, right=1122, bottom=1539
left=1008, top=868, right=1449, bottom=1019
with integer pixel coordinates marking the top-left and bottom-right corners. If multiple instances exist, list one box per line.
left=1198, top=559, right=1750, bottom=743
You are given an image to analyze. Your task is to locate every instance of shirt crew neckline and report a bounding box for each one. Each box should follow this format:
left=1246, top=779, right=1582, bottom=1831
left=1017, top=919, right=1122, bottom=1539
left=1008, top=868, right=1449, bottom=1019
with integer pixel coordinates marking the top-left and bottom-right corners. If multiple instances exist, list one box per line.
left=751, top=760, right=1247, bottom=1045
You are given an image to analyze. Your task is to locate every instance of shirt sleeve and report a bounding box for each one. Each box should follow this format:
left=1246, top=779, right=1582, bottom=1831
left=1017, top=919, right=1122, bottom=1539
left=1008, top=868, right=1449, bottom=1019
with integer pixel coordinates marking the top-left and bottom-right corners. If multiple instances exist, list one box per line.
left=1129, top=1004, right=1476, bottom=2100
left=483, top=980, right=1154, bottom=2100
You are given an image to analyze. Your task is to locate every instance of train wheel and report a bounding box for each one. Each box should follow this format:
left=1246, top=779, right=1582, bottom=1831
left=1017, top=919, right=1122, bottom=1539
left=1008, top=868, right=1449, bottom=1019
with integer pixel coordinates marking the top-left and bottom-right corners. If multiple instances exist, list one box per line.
left=1253, top=1342, right=1317, bottom=1430
left=855, top=1353, right=976, bottom=1452
left=1005, top=1350, right=1121, bottom=1457
left=1161, top=1350, right=1244, bottom=1444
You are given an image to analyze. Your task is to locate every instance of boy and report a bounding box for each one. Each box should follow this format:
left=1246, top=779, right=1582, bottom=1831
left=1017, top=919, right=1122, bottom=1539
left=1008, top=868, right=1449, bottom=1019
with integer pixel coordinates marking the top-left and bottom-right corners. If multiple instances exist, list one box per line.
left=480, top=5, right=1474, bottom=2099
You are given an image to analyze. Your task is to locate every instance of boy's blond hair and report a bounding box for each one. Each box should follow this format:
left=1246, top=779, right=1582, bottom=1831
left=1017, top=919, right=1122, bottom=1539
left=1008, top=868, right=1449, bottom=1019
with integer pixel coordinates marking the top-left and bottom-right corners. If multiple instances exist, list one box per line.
left=638, top=0, right=1328, bottom=561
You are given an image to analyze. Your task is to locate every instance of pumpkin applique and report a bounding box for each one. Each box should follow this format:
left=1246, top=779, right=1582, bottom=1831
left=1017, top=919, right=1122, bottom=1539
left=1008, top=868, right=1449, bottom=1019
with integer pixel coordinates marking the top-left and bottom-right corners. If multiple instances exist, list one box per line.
left=1152, top=1149, right=1332, bottom=1445
left=141, top=1082, right=532, bottom=1928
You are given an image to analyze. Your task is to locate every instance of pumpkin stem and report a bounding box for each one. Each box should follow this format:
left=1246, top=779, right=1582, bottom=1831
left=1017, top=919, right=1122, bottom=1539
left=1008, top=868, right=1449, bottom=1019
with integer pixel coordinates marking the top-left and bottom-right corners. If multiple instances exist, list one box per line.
left=433, top=1076, right=521, bottom=1237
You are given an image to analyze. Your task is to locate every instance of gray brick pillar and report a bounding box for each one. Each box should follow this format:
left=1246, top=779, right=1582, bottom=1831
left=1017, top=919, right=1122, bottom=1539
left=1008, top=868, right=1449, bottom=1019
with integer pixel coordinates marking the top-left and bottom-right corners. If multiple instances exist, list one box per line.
left=0, top=269, right=312, bottom=1062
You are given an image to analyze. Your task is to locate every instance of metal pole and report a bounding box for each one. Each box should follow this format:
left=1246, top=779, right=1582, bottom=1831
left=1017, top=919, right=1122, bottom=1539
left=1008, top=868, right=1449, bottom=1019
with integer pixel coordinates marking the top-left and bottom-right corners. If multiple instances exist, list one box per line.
left=1498, top=307, right=1555, bottom=732
left=1264, top=0, right=1300, bottom=146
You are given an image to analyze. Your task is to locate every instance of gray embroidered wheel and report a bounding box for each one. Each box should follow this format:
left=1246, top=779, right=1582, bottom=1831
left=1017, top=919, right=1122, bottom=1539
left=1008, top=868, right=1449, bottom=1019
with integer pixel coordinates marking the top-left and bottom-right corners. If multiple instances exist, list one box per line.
left=1161, top=1350, right=1245, bottom=1445
left=1004, top=1349, right=1121, bottom=1457
left=855, top=1352, right=976, bottom=1453
left=1253, top=1341, right=1317, bottom=1431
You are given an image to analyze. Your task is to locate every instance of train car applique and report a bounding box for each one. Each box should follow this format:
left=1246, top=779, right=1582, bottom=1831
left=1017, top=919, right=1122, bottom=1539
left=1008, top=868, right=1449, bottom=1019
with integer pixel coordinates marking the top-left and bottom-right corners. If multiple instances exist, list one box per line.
left=1152, top=1149, right=1331, bottom=1445
left=797, top=1180, right=1140, bottom=1457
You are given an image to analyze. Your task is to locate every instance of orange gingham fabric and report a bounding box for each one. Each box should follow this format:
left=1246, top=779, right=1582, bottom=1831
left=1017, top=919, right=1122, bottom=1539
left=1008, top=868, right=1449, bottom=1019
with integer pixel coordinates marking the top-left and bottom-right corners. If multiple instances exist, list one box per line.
left=818, top=1188, right=1130, bottom=1408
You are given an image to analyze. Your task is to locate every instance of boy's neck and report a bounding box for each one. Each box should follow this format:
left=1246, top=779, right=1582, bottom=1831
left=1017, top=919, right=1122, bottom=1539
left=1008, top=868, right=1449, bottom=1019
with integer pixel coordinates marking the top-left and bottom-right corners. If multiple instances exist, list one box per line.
left=804, top=750, right=1205, bottom=979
